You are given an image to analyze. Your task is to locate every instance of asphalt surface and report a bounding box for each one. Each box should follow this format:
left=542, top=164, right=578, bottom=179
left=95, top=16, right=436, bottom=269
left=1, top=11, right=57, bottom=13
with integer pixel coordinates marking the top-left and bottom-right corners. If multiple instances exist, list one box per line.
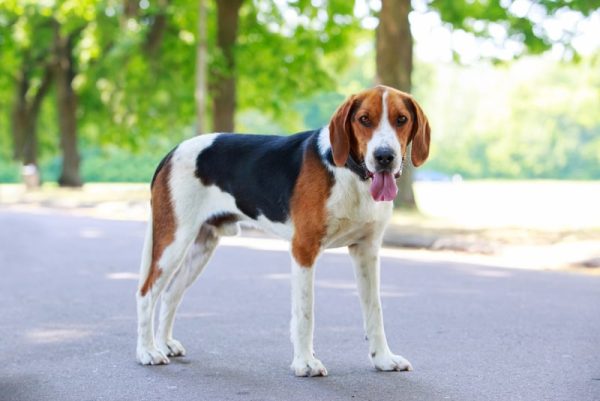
left=1, top=209, right=599, bottom=401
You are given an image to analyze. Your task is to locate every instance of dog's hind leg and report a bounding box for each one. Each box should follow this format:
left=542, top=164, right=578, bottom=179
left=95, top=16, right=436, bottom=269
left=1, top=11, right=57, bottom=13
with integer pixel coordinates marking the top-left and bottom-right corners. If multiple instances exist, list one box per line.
left=136, top=160, right=203, bottom=366
left=156, top=224, right=219, bottom=357
left=136, top=217, right=200, bottom=365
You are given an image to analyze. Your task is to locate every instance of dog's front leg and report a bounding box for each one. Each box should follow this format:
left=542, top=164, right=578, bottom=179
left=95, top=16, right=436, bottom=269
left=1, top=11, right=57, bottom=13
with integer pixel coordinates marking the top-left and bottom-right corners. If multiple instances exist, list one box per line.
left=289, top=257, right=328, bottom=377
left=349, top=239, right=413, bottom=372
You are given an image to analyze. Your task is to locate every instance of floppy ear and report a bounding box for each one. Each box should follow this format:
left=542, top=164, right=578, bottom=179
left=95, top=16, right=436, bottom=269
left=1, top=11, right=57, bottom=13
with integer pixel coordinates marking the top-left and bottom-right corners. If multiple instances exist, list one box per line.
left=408, top=97, right=431, bottom=167
left=329, top=95, right=356, bottom=167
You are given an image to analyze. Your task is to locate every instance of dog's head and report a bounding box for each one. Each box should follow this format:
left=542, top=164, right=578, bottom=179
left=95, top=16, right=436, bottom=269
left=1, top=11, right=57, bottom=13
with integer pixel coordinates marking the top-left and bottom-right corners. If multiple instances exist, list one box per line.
left=328, top=85, right=431, bottom=201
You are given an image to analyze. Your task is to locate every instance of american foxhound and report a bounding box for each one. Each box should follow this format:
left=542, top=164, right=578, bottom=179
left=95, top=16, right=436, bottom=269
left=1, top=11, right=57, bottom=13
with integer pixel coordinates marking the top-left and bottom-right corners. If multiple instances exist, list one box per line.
left=136, top=85, right=431, bottom=376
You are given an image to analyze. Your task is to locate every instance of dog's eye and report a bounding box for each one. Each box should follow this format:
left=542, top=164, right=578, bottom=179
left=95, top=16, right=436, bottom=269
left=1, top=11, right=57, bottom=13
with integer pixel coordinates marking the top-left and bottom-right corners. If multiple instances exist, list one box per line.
left=359, top=115, right=371, bottom=127
left=396, top=115, right=408, bottom=126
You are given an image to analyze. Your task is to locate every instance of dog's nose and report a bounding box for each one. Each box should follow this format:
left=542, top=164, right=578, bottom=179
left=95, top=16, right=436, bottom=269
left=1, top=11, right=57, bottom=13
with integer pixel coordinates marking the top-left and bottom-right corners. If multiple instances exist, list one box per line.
left=374, top=148, right=395, bottom=169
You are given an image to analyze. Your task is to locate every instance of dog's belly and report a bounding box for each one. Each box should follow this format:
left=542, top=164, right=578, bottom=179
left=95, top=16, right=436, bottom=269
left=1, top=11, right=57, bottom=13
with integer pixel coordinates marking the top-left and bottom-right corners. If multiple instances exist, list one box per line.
left=241, top=213, right=382, bottom=249
left=244, top=216, right=293, bottom=241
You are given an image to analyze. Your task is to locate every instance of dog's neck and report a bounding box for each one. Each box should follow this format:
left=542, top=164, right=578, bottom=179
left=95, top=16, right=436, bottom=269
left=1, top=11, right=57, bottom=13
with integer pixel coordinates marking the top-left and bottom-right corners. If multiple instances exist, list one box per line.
left=317, top=127, right=372, bottom=181
left=344, top=153, right=372, bottom=181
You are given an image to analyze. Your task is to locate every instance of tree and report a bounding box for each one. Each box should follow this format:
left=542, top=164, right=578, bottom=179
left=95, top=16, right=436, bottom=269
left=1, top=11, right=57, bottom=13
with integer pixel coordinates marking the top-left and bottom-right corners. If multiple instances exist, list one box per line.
left=235, top=1, right=359, bottom=122
left=195, top=0, right=208, bottom=134
left=211, top=0, right=244, bottom=132
left=375, top=0, right=415, bottom=208
left=430, top=0, right=600, bottom=59
left=208, top=0, right=360, bottom=132
left=11, top=53, right=53, bottom=170
left=53, top=20, right=83, bottom=187
left=0, top=1, right=100, bottom=187
left=0, top=1, right=362, bottom=184
left=1, top=6, right=54, bottom=183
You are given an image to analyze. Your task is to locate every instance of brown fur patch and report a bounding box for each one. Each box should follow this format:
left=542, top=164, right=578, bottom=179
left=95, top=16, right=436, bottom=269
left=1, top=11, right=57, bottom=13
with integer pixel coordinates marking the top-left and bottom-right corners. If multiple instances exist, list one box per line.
left=386, top=90, right=416, bottom=156
left=330, top=87, right=385, bottom=163
left=289, top=146, right=333, bottom=267
left=329, top=96, right=355, bottom=167
left=140, top=158, right=176, bottom=296
left=400, top=95, right=431, bottom=167
left=205, top=213, right=239, bottom=228
left=351, top=88, right=384, bottom=159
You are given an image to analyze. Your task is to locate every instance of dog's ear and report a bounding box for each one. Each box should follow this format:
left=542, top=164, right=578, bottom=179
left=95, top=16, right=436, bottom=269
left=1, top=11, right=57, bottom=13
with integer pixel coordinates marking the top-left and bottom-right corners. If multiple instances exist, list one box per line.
left=408, top=96, right=431, bottom=167
left=329, top=95, right=356, bottom=167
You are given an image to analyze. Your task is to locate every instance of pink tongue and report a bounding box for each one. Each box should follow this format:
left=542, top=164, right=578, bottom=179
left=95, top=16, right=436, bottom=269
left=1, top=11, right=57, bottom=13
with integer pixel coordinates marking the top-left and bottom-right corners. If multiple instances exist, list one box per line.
left=370, top=172, right=398, bottom=201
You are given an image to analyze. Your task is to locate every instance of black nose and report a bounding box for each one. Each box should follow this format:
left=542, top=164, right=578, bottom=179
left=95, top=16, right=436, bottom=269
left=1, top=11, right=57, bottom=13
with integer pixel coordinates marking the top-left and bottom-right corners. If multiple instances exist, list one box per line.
left=374, top=148, right=395, bottom=168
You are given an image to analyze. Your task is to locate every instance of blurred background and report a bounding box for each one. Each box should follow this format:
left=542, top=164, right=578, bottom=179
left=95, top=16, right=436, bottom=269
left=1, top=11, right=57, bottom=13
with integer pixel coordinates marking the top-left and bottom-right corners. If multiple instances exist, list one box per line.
left=0, top=0, right=599, bottom=270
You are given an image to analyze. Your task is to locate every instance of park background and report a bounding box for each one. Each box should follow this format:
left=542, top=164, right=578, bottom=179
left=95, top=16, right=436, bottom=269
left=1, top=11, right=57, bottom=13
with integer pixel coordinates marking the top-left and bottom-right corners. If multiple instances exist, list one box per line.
left=1, top=0, right=599, bottom=270
left=1, top=2, right=600, bottom=400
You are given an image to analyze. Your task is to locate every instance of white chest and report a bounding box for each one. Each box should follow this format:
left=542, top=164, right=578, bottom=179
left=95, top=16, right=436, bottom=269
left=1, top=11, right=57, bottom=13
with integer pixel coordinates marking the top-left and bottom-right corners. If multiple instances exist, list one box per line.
left=322, top=169, right=393, bottom=248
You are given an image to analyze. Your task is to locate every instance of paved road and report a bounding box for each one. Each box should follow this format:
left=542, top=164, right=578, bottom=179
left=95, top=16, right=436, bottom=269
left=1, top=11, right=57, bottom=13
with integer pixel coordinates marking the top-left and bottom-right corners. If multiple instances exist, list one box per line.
left=1, top=209, right=599, bottom=401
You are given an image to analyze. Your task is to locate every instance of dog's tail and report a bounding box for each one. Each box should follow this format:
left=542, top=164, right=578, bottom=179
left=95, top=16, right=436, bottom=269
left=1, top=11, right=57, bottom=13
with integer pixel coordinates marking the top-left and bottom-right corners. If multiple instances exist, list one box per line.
left=137, top=212, right=154, bottom=295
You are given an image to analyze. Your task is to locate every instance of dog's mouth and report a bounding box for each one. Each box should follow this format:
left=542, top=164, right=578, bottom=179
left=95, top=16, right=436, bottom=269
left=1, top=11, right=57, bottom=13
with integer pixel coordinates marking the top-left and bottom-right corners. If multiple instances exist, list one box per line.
left=369, top=171, right=398, bottom=202
left=365, top=155, right=405, bottom=201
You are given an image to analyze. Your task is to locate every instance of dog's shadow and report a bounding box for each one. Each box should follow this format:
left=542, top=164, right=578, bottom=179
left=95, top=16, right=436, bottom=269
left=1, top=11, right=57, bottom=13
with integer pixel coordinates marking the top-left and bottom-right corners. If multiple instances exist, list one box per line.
left=160, top=354, right=444, bottom=401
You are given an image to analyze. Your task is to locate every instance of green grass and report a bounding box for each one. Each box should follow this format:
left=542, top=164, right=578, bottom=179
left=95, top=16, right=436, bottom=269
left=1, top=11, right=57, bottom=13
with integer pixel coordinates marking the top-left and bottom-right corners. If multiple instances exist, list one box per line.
left=0, top=149, right=165, bottom=184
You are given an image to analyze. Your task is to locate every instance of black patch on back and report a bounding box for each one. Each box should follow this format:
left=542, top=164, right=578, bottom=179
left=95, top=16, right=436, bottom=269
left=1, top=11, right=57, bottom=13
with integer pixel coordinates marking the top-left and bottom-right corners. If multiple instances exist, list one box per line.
left=151, top=146, right=178, bottom=189
left=195, top=131, right=318, bottom=222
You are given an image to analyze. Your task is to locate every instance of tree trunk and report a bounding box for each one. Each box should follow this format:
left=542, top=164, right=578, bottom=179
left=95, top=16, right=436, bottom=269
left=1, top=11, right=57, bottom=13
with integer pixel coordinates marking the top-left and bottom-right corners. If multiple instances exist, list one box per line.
left=195, top=0, right=208, bottom=135
left=123, top=0, right=139, bottom=20
left=375, top=0, right=417, bottom=209
left=16, top=105, right=39, bottom=166
left=212, top=0, right=244, bottom=132
left=143, top=0, right=169, bottom=57
left=11, top=56, right=53, bottom=186
left=11, top=70, right=28, bottom=163
left=54, top=23, right=83, bottom=187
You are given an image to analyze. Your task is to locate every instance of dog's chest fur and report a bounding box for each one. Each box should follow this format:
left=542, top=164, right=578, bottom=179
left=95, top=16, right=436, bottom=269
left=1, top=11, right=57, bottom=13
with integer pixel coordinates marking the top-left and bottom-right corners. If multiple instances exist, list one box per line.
left=322, top=168, right=393, bottom=248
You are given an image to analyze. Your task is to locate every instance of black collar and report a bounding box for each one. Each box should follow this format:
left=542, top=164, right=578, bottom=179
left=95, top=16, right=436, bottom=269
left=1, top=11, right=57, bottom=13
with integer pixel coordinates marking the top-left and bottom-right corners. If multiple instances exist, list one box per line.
left=345, top=154, right=373, bottom=181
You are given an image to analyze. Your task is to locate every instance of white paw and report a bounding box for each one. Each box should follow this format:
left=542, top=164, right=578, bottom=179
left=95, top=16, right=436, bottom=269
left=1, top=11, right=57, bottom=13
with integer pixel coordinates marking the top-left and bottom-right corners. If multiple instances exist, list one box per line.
left=371, top=352, right=413, bottom=372
left=291, top=356, right=328, bottom=377
left=137, top=345, right=170, bottom=365
left=157, top=338, right=186, bottom=357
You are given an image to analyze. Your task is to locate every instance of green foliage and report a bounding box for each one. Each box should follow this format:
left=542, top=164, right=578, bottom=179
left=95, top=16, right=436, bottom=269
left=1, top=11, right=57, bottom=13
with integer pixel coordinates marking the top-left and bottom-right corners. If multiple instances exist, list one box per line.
left=429, top=0, right=600, bottom=59
left=0, top=160, right=20, bottom=182
left=0, top=148, right=165, bottom=183
left=79, top=147, right=167, bottom=182
left=423, top=56, right=600, bottom=179
left=236, top=0, right=360, bottom=121
left=1, top=0, right=600, bottom=184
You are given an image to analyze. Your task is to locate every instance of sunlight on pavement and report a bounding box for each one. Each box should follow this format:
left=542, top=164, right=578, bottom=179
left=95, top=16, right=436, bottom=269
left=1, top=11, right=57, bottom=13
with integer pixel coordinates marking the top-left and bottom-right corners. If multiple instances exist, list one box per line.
left=221, top=234, right=595, bottom=273
left=469, top=269, right=513, bottom=278
left=106, top=272, right=139, bottom=280
left=263, top=273, right=290, bottom=280
left=314, top=280, right=356, bottom=290
left=79, top=228, right=104, bottom=239
left=26, top=328, right=92, bottom=344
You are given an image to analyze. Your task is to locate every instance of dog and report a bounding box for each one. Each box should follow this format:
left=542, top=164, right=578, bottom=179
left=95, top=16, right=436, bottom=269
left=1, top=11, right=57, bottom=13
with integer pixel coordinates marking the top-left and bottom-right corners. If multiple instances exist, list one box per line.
left=136, top=85, right=431, bottom=376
